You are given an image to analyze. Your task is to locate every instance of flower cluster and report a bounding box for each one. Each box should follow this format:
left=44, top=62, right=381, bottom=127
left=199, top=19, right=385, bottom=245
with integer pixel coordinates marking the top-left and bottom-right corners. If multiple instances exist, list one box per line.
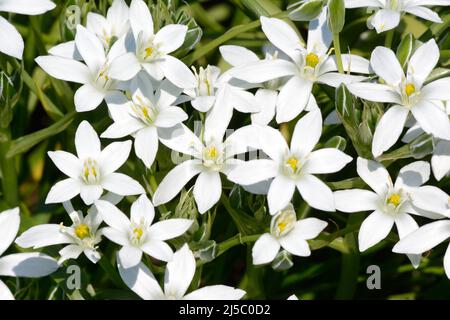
left=1, top=0, right=450, bottom=300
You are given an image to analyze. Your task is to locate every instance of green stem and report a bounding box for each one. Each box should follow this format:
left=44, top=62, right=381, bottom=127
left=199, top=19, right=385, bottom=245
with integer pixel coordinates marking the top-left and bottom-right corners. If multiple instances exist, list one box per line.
left=333, top=32, right=344, bottom=74
left=0, top=128, right=18, bottom=207
left=384, top=29, right=394, bottom=48
left=335, top=214, right=363, bottom=299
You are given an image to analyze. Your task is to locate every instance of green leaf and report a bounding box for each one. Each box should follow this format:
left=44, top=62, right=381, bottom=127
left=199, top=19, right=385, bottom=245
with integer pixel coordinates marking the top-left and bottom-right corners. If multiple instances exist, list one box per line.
left=425, top=67, right=450, bottom=85
left=327, top=0, right=345, bottom=34
left=324, top=136, right=347, bottom=151
left=6, top=112, right=76, bottom=158
left=396, top=33, right=414, bottom=69
left=288, top=0, right=323, bottom=21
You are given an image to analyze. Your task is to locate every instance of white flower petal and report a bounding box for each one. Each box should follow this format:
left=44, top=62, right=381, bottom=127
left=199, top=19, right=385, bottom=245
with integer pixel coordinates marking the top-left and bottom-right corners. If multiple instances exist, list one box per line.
left=412, top=101, right=450, bottom=140
left=15, top=224, right=71, bottom=249
left=303, top=148, right=352, bottom=174
left=95, top=199, right=130, bottom=232
left=75, top=121, right=101, bottom=160
left=158, top=124, right=203, bottom=157
left=101, top=227, right=130, bottom=246
left=109, top=52, right=142, bottom=81
left=47, top=151, right=81, bottom=179
left=358, top=210, right=394, bottom=251
left=252, top=233, right=280, bottom=265
left=164, top=244, right=196, bottom=299
left=0, top=280, right=14, bottom=300
left=344, top=0, right=382, bottom=8
left=370, top=46, right=404, bottom=85
left=35, top=55, right=90, bottom=84
left=267, top=176, right=296, bottom=215
left=0, top=16, right=23, bottom=59
left=98, top=140, right=132, bottom=175
left=118, top=245, right=143, bottom=269
left=279, top=236, right=311, bottom=257
left=404, top=6, right=442, bottom=23
left=356, top=157, right=391, bottom=195
left=347, top=82, right=401, bottom=103
left=422, top=77, right=450, bottom=100
left=444, top=244, right=450, bottom=279
left=101, top=173, right=145, bottom=196
left=80, top=184, right=104, bottom=205
left=290, top=109, right=322, bottom=156
left=45, top=178, right=81, bottom=204
left=154, top=107, right=188, bottom=128
left=251, top=89, right=278, bottom=125
left=0, top=0, right=55, bottom=14
left=307, top=7, right=332, bottom=57
left=154, top=24, right=187, bottom=54
left=372, top=105, right=409, bottom=157
left=184, top=286, right=246, bottom=300
left=432, top=140, right=450, bottom=181
left=407, top=39, right=439, bottom=87
left=58, top=244, right=83, bottom=263
left=0, top=208, right=20, bottom=256
left=393, top=220, right=450, bottom=254
left=296, top=174, right=335, bottom=212
left=219, top=45, right=259, bottom=67
left=193, top=171, right=222, bottom=214
left=256, top=125, right=289, bottom=164
left=153, top=160, right=202, bottom=206
left=409, top=185, right=449, bottom=217
left=227, top=159, right=278, bottom=186
left=101, top=119, right=144, bottom=139
left=74, top=84, right=106, bottom=112
left=130, top=194, right=155, bottom=224
left=293, top=218, right=328, bottom=240
left=159, top=56, right=196, bottom=89
left=334, top=189, right=379, bottom=212
left=276, top=76, right=312, bottom=124
left=0, top=253, right=58, bottom=277
left=133, top=126, right=158, bottom=168
left=140, top=240, right=173, bottom=262
left=117, top=256, right=165, bottom=300
left=129, top=0, right=153, bottom=39
left=232, top=59, right=297, bottom=84
left=260, top=17, right=301, bottom=61
left=395, top=161, right=430, bottom=188
left=148, top=219, right=193, bottom=241
left=370, top=9, right=401, bottom=33
left=75, top=25, right=105, bottom=71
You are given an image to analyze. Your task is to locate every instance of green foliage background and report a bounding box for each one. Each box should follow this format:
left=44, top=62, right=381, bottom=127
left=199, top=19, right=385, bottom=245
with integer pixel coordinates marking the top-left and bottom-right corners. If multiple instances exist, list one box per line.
left=1, top=0, right=450, bottom=300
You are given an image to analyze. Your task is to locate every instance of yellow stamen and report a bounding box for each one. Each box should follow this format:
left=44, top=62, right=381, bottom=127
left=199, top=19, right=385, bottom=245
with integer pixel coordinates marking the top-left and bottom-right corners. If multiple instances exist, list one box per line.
left=75, top=224, right=90, bottom=239
left=278, top=221, right=287, bottom=233
left=145, top=47, right=153, bottom=59
left=405, top=83, right=415, bottom=96
left=387, top=193, right=401, bottom=207
left=305, top=53, right=319, bottom=68
left=286, top=157, right=299, bottom=172
left=133, top=227, right=143, bottom=241
left=207, top=147, right=217, bottom=159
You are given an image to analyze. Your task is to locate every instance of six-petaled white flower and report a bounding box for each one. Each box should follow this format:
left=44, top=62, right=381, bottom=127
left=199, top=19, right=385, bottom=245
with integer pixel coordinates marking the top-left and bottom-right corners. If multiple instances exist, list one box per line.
left=117, top=243, right=246, bottom=300
left=228, top=110, right=353, bottom=214
left=36, top=25, right=127, bottom=112
left=230, top=7, right=370, bottom=123
left=95, top=194, right=193, bottom=268
left=252, top=204, right=328, bottom=265
left=102, top=72, right=188, bottom=168
left=108, top=0, right=196, bottom=89
left=347, top=39, right=450, bottom=157
left=46, top=120, right=145, bottom=205
left=334, top=158, right=449, bottom=265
